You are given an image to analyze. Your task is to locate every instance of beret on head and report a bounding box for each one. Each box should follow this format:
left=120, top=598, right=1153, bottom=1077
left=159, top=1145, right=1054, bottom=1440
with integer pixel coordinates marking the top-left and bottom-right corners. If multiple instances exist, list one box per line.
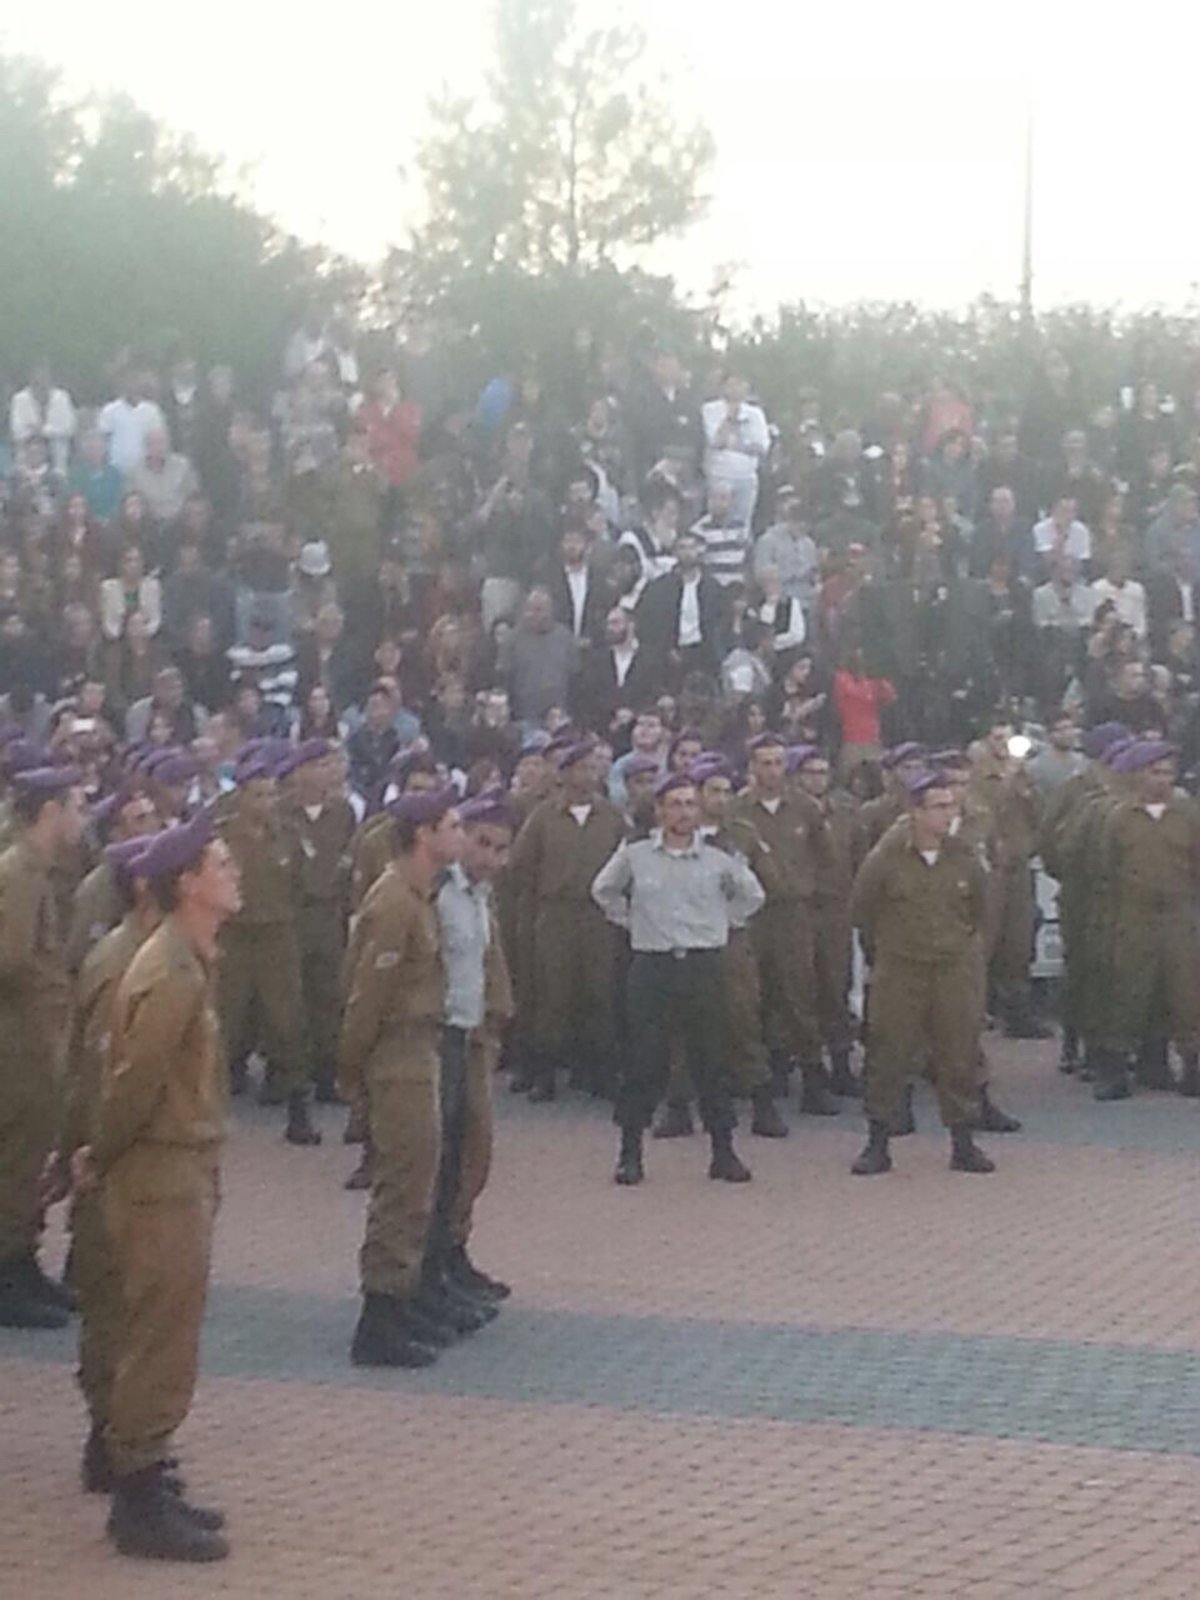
left=459, top=785, right=513, bottom=829
left=1113, top=739, right=1179, bottom=774
left=3, top=739, right=45, bottom=776
left=747, top=732, right=786, bottom=754
left=12, top=764, right=81, bottom=797
left=135, top=807, right=214, bottom=881
left=1082, top=721, right=1131, bottom=760
left=0, top=724, right=25, bottom=748
left=689, top=753, right=733, bottom=785
left=389, top=746, right=437, bottom=782
left=904, top=768, right=948, bottom=800
left=104, top=834, right=155, bottom=891
left=234, top=753, right=276, bottom=787
left=140, top=745, right=184, bottom=776
left=624, top=754, right=662, bottom=780
left=786, top=744, right=821, bottom=774
left=655, top=770, right=696, bottom=800
left=929, top=748, right=969, bottom=770
left=883, top=741, right=929, bottom=770
left=387, top=785, right=458, bottom=828
left=152, top=753, right=200, bottom=788
left=557, top=738, right=597, bottom=771
left=286, top=738, right=336, bottom=774
left=1101, top=735, right=1138, bottom=769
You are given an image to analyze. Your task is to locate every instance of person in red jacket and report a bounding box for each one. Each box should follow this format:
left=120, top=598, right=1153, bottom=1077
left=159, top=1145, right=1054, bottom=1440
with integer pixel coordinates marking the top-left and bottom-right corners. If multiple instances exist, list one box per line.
left=833, top=648, right=896, bottom=777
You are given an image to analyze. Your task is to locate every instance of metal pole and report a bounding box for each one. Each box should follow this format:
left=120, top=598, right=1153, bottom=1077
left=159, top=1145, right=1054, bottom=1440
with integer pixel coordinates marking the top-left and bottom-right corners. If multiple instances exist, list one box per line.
left=1020, top=98, right=1034, bottom=326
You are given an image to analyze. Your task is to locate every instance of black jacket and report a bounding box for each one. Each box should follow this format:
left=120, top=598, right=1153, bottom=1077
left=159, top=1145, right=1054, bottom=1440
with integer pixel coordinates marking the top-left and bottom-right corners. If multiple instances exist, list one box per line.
left=635, top=570, right=730, bottom=673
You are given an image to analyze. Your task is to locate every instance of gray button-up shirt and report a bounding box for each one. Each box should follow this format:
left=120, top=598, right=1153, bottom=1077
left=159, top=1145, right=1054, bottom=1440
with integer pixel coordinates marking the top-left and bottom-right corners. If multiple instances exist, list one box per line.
left=437, top=864, right=491, bottom=1030
left=591, top=830, right=765, bottom=953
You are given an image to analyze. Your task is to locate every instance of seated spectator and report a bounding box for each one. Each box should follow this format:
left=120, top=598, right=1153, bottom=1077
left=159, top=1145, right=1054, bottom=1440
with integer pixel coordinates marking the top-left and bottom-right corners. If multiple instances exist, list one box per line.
left=750, top=564, right=807, bottom=664
left=545, top=521, right=607, bottom=643
left=1032, top=493, right=1092, bottom=579
left=295, top=600, right=356, bottom=712
left=920, top=428, right=977, bottom=517
left=127, top=426, right=200, bottom=530
left=608, top=706, right=669, bottom=805
left=104, top=607, right=167, bottom=712
left=1147, top=546, right=1198, bottom=660
left=53, top=602, right=101, bottom=699
left=233, top=519, right=292, bottom=646
left=347, top=681, right=403, bottom=805
left=1090, top=545, right=1146, bottom=640
left=358, top=367, right=422, bottom=491
left=754, top=488, right=820, bottom=609
left=126, top=663, right=204, bottom=746
left=1145, top=483, right=1200, bottom=572
left=227, top=612, right=298, bottom=732
left=424, top=673, right=474, bottom=769
left=57, top=491, right=105, bottom=576
left=290, top=540, right=338, bottom=637
left=100, top=543, right=162, bottom=641
left=462, top=687, right=522, bottom=772
left=617, top=479, right=682, bottom=606
left=68, top=429, right=124, bottom=525
left=719, top=618, right=773, bottom=703
left=174, top=613, right=232, bottom=714
left=10, top=436, right=60, bottom=517
left=969, top=485, right=1031, bottom=578
left=1087, top=656, right=1163, bottom=734
left=298, top=682, right=342, bottom=741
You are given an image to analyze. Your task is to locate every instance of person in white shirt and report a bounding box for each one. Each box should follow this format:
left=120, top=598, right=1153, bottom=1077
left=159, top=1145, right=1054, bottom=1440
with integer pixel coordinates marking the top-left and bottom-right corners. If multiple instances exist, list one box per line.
left=701, top=373, right=770, bottom=531
left=98, top=370, right=167, bottom=476
left=617, top=481, right=681, bottom=606
left=1032, top=494, right=1091, bottom=576
left=9, top=361, right=76, bottom=475
left=1090, top=544, right=1147, bottom=639
left=690, top=479, right=751, bottom=589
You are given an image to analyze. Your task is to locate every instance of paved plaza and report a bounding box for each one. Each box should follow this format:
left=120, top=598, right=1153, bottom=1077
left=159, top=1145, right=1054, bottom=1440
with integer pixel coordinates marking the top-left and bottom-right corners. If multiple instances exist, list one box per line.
left=4, top=1040, right=1200, bottom=1598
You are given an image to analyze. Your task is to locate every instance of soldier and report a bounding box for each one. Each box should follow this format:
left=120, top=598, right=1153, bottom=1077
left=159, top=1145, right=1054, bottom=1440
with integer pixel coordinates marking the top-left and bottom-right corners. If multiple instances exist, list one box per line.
left=0, top=765, right=85, bottom=1329
left=1092, top=741, right=1200, bottom=1101
left=341, top=788, right=496, bottom=1370
left=66, top=787, right=160, bottom=975
left=850, top=770, right=995, bottom=1176
left=78, top=808, right=242, bottom=1561
left=427, top=787, right=514, bottom=1306
left=622, top=752, right=663, bottom=838
left=279, top=739, right=355, bottom=1103
left=348, top=748, right=438, bottom=913
left=506, top=738, right=626, bottom=1101
left=857, top=742, right=929, bottom=852
left=733, top=732, right=840, bottom=1115
left=652, top=753, right=787, bottom=1139
left=52, top=838, right=160, bottom=1493
left=968, top=714, right=1049, bottom=1039
left=593, top=771, right=765, bottom=1186
left=792, top=746, right=862, bottom=1097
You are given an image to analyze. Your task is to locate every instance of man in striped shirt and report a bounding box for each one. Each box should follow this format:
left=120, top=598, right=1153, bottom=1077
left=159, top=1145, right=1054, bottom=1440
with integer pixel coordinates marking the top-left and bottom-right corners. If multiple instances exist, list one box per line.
left=690, top=480, right=751, bottom=590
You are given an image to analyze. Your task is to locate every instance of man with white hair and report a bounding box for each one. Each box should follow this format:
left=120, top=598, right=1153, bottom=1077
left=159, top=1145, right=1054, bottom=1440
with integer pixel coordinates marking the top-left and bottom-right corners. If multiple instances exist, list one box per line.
left=127, top=428, right=200, bottom=525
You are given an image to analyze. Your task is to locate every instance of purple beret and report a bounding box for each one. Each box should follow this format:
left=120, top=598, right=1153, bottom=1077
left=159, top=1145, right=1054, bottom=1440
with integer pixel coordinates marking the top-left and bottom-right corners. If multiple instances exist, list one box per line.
left=387, top=785, right=458, bottom=828
left=135, top=807, right=215, bottom=881
left=747, top=732, right=786, bottom=753
left=517, top=734, right=551, bottom=761
left=689, top=753, right=733, bottom=785
left=295, top=737, right=336, bottom=768
left=388, top=746, right=437, bottom=782
left=1082, top=721, right=1132, bottom=759
left=235, top=753, right=276, bottom=786
left=91, top=784, right=141, bottom=838
left=3, top=739, right=45, bottom=776
left=557, top=738, right=598, bottom=770
left=104, top=835, right=155, bottom=891
left=624, top=754, right=662, bottom=780
left=904, top=768, right=950, bottom=799
left=1112, top=740, right=1179, bottom=774
left=1101, top=736, right=1138, bottom=769
left=655, top=770, right=696, bottom=800
left=459, top=784, right=513, bottom=829
left=786, top=744, right=821, bottom=774
left=883, top=741, right=929, bottom=770
left=152, top=753, right=200, bottom=788
left=0, top=724, right=25, bottom=748
left=11, top=764, right=82, bottom=797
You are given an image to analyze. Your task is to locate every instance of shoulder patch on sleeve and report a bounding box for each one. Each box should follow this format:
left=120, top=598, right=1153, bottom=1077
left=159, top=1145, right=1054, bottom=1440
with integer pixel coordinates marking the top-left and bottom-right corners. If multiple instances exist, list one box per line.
left=374, top=950, right=400, bottom=971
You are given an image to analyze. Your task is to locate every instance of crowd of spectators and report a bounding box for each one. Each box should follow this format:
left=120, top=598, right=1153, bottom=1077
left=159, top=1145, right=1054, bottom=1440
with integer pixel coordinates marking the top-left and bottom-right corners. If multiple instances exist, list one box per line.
left=6, top=324, right=1200, bottom=809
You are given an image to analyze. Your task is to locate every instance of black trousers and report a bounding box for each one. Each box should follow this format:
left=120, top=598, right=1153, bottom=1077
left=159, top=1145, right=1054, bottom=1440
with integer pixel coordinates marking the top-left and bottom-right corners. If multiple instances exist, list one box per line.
left=618, top=951, right=735, bottom=1136
left=425, top=1026, right=470, bottom=1271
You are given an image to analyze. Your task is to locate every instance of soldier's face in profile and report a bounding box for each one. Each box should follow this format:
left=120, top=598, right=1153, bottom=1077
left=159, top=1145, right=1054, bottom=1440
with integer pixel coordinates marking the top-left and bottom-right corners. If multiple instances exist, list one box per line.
left=57, top=788, right=87, bottom=851
left=191, top=839, right=243, bottom=919
left=700, top=775, right=732, bottom=822
left=462, top=821, right=511, bottom=884
left=430, top=809, right=465, bottom=868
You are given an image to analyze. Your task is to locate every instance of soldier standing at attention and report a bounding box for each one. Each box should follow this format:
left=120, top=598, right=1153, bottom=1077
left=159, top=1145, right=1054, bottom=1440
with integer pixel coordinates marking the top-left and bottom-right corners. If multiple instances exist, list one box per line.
left=850, top=770, right=996, bottom=1177
left=79, top=809, right=242, bottom=1561
left=733, top=732, right=840, bottom=1115
left=0, top=765, right=85, bottom=1330
left=52, top=838, right=160, bottom=1493
left=65, top=787, right=160, bottom=975
left=348, top=749, right=439, bottom=914
left=506, top=738, right=626, bottom=1101
left=593, top=770, right=765, bottom=1186
left=426, top=787, right=514, bottom=1306
left=279, top=739, right=355, bottom=1103
left=341, top=788, right=496, bottom=1371
left=857, top=743, right=929, bottom=852
left=1092, top=741, right=1200, bottom=1101
left=216, top=752, right=321, bottom=1144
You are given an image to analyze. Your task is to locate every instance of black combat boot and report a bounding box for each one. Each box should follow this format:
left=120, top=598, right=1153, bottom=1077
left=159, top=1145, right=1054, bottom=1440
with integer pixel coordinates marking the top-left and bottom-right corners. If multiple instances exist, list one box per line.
left=1002, top=1002, right=1052, bottom=1041
left=892, top=1082, right=916, bottom=1136
left=1179, top=1052, right=1200, bottom=1098
left=0, top=1258, right=68, bottom=1329
left=652, top=1100, right=695, bottom=1138
left=343, top=1102, right=368, bottom=1144
left=1135, top=1036, right=1173, bottom=1090
left=1058, top=1026, right=1080, bottom=1075
left=973, top=1086, right=1022, bottom=1134
left=415, top=1271, right=498, bottom=1335
left=614, top=1128, right=644, bottom=1186
left=344, top=1147, right=373, bottom=1191
left=284, top=1091, right=323, bottom=1146
left=257, top=1071, right=287, bottom=1107
left=527, top=1069, right=557, bottom=1104
left=313, top=1066, right=340, bottom=1104
left=828, top=1048, right=862, bottom=1098
left=851, top=1121, right=892, bottom=1176
left=1091, top=1049, right=1132, bottom=1102
left=447, top=1244, right=511, bottom=1302
left=107, top=1464, right=229, bottom=1562
left=949, top=1125, right=995, bottom=1173
left=749, top=1088, right=788, bottom=1138
left=768, top=1049, right=791, bottom=1099
left=798, top=1063, right=840, bottom=1117
left=350, top=1293, right=439, bottom=1368
left=708, top=1130, right=752, bottom=1183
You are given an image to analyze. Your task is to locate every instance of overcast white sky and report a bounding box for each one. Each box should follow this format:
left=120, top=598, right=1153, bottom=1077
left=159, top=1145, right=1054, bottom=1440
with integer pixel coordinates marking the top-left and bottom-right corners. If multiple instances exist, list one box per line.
left=6, top=2, right=1200, bottom=319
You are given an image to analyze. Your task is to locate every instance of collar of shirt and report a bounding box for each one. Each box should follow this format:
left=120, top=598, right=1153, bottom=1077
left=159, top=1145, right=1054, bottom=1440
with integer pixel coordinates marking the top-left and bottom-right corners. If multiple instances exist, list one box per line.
left=650, top=827, right=701, bottom=857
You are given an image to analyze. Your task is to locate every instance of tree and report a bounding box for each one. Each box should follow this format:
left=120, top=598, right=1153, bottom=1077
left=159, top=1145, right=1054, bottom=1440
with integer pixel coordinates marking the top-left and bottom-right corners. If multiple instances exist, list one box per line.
left=387, top=0, right=713, bottom=378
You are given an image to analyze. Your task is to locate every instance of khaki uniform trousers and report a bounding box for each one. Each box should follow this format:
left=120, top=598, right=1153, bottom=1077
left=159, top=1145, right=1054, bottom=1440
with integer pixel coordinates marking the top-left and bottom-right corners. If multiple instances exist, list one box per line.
left=1104, top=909, right=1200, bottom=1055
left=0, top=1017, right=62, bottom=1260
left=864, top=955, right=980, bottom=1133
left=450, top=1035, right=495, bottom=1249
left=815, top=906, right=855, bottom=1055
left=104, top=1150, right=218, bottom=1476
left=218, top=923, right=310, bottom=1094
left=753, top=901, right=821, bottom=1065
left=70, top=1191, right=121, bottom=1427
left=360, top=1025, right=441, bottom=1298
left=299, top=902, right=346, bottom=1082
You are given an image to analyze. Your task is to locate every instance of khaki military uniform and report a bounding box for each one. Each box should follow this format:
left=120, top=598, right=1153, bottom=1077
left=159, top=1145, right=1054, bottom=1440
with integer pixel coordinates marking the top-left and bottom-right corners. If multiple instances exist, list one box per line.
left=94, top=918, right=224, bottom=1477
left=349, top=812, right=395, bottom=913
left=1057, top=782, right=1122, bottom=1052
left=506, top=793, right=625, bottom=1091
left=61, top=918, right=147, bottom=1432
left=733, top=791, right=823, bottom=1067
left=1040, top=769, right=1103, bottom=1046
left=0, top=841, right=70, bottom=1266
left=813, top=794, right=860, bottom=1059
left=1098, top=797, right=1200, bottom=1055
left=217, top=809, right=310, bottom=1095
left=339, top=860, right=445, bottom=1299
left=852, top=825, right=988, bottom=1131
left=858, top=790, right=905, bottom=855
left=969, top=752, right=1042, bottom=1019
left=66, top=857, right=123, bottom=976
left=285, top=795, right=356, bottom=1089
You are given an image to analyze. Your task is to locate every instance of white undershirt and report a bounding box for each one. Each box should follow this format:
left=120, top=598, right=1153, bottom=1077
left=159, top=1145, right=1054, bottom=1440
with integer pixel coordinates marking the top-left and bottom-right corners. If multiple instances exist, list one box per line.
left=678, top=575, right=702, bottom=648
left=612, top=642, right=636, bottom=687
left=1144, top=803, right=1166, bottom=821
left=760, top=796, right=782, bottom=815
left=568, top=804, right=593, bottom=827
left=919, top=848, right=940, bottom=866
left=565, top=565, right=588, bottom=637
left=1180, top=582, right=1195, bottom=624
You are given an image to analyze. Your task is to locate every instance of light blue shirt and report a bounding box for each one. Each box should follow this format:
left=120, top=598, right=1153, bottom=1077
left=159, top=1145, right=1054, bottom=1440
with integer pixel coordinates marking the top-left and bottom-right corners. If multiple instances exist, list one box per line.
left=591, top=829, right=765, bottom=953
left=436, top=863, right=491, bottom=1030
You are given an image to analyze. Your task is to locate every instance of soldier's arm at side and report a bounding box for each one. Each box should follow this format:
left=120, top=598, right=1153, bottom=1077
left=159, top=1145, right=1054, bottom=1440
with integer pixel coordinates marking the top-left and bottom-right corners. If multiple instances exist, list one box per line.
left=90, top=970, right=198, bottom=1177
left=590, top=841, right=634, bottom=928
left=850, top=843, right=888, bottom=952
left=721, top=853, right=766, bottom=924
left=0, top=870, right=43, bottom=980
left=337, top=900, right=412, bottom=1098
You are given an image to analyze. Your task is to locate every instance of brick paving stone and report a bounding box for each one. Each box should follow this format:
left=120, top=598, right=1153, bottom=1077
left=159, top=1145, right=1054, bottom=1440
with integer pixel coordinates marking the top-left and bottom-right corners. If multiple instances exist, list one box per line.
left=4, top=1042, right=1200, bottom=1597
